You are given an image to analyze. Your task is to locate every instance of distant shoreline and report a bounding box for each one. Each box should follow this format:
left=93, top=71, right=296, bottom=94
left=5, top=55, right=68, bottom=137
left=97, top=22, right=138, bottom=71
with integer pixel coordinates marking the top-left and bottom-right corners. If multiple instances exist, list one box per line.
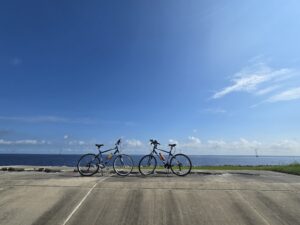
left=0, top=154, right=300, bottom=167
left=0, top=153, right=300, bottom=157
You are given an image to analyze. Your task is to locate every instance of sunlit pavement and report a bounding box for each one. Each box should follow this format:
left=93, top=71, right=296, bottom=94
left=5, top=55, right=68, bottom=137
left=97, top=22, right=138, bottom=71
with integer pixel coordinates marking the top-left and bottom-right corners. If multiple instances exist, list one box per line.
left=0, top=170, right=299, bottom=225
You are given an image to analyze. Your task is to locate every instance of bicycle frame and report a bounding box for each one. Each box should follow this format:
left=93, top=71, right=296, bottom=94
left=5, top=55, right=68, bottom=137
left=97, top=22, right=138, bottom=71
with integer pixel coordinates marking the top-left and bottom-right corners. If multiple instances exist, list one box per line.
left=150, top=144, right=174, bottom=166
left=96, top=145, right=120, bottom=166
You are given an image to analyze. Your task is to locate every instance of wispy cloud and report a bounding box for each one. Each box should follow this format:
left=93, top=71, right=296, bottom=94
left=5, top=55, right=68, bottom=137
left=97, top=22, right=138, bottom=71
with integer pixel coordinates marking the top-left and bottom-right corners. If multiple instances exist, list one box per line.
left=125, top=139, right=143, bottom=148
left=172, top=137, right=300, bottom=155
left=10, top=57, right=22, bottom=66
left=68, top=140, right=86, bottom=145
left=0, top=139, right=49, bottom=145
left=1, top=136, right=300, bottom=155
left=267, top=87, right=300, bottom=102
left=180, top=136, right=202, bottom=149
left=212, top=62, right=296, bottom=99
left=0, top=116, right=99, bottom=125
left=255, top=85, right=279, bottom=96
left=169, top=139, right=179, bottom=145
left=0, top=116, right=71, bottom=123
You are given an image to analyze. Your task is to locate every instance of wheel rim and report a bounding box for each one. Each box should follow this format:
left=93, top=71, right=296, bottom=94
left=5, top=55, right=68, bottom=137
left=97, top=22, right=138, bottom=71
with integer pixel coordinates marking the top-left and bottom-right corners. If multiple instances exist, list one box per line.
left=114, top=155, right=133, bottom=176
left=170, top=154, right=191, bottom=176
left=139, top=155, right=156, bottom=175
left=78, top=154, right=99, bottom=175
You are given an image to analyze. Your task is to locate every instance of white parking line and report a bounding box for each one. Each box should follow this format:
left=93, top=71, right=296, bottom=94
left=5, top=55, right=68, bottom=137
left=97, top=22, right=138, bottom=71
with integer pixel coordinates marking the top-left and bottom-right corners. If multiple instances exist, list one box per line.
left=62, top=176, right=112, bottom=225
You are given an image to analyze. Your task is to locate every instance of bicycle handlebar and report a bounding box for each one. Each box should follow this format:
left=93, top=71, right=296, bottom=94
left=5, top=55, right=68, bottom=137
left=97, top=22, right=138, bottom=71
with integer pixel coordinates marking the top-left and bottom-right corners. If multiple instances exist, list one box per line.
left=150, top=139, right=160, bottom=145
left=115, top=139, right=121, bottom=146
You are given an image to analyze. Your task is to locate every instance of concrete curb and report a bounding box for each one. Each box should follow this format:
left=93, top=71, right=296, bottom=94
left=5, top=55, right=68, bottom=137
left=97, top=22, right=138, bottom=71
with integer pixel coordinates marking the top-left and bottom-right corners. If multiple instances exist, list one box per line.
left=0, top=167, right=62, bottom=173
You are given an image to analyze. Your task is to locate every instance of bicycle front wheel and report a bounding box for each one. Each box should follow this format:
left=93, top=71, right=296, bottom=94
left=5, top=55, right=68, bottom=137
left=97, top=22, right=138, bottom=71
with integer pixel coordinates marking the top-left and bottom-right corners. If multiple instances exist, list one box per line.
left=170, top=153, right=192, bottom=176
left=77, top=154, right=100, bottom=176
left=113, top=154, right=134, bottom=176
left=138, top=155, right=157, bottom=176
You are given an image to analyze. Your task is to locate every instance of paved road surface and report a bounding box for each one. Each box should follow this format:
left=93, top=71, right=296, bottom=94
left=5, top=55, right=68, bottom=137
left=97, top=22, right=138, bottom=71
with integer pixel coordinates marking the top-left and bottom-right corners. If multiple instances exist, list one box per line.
left=0, top=170, right=299, bottom=225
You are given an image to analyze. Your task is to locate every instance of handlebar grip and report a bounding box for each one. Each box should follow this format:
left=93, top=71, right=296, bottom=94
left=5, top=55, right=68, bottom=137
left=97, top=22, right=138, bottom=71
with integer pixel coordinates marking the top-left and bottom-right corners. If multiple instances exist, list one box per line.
left=150, top=139, right=160, bottom=145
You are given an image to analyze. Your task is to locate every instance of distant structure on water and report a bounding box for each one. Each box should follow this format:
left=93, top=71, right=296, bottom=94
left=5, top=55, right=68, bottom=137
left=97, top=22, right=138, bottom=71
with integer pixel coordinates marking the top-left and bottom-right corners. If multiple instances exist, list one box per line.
left=254, top=148, right=259, bottom=157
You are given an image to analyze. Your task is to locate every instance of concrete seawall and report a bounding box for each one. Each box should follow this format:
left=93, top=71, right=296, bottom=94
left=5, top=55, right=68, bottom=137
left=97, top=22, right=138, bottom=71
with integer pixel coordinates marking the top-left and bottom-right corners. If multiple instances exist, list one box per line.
left=0, top=168, right=299, bottom=225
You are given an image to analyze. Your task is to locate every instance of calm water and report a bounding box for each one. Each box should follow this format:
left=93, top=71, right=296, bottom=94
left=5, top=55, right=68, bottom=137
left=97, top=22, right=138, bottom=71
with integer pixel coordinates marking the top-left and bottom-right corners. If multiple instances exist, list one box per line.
left=0, top=154, right=300, bottom=167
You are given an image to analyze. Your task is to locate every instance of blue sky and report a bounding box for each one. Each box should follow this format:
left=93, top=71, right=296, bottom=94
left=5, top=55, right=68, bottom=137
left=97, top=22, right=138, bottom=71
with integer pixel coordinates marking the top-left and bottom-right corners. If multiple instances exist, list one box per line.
left=1, top=0, right=300, bottom=155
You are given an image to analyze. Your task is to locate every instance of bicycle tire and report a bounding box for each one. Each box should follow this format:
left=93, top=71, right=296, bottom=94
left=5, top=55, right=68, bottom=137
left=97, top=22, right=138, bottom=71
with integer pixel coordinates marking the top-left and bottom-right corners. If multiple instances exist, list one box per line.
left=170, top=153, right=192, bottom=176
left=138, top=155, right=157, bottom=176
left=77, top=153, right=100, bottom=176
left=113, top=154, right=134, bottom=176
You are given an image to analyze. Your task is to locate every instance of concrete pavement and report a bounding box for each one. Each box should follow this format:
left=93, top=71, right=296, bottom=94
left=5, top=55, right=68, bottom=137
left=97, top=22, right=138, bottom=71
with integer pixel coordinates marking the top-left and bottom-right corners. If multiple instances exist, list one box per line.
left=0, top=170, right=299, bottom=225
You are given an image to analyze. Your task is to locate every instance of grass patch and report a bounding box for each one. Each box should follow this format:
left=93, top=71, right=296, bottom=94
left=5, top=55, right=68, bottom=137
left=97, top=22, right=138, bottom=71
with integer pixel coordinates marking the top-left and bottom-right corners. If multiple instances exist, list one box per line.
left=193, top=163, right=300, bottom=176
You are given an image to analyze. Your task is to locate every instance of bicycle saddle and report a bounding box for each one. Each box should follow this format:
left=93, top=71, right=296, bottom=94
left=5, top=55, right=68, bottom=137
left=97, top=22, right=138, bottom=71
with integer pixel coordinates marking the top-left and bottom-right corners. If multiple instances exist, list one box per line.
left=95, top=144, right=104, bottom=148
left=169, top=144, right=176, bottom=147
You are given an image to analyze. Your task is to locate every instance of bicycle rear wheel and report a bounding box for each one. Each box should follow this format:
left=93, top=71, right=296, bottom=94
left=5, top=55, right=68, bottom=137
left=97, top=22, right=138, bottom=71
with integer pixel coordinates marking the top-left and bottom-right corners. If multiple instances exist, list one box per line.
left=170, top=153, right=192, bottom=176
left=113, top=154, right=134, bottom=176
left=138, top=155, right=157, bottom=176
left=77, top=153, right=100, bottom=176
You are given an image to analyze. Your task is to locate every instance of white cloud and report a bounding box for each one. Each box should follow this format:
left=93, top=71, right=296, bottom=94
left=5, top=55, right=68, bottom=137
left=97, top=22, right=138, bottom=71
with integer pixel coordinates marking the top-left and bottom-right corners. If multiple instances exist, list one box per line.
left=0, top=139, right=12, bottom=145
left=172, top=137, right=300, bottom=156
left=15, top=140, right=38, bottom=144
left=267, top=87, right=300, bottom=102
left=1, top=136, right=300, bottom=156
left=271, top=140, right=299, bottom=150
left=125, top=139, right=143, bottom=148
left=0, top=139, right=46, bottom=145
left=40, top=140, right=51, bottom=144
left=68, top=140, right=86, bottom=146
left=213, top=75, right=267, bottom=99
left=180, top=136, right=202, bottom=149
left=213, top=63, right=296, bottom=99
left=188, top=136, right=201, bottom=144
left=68, top=141, right=74, bottom=145
left=169, top=139, right=179, bottom=145
left=10, top=57, right=22, bottom=66
left=78, top=141, right=85, bottom=145
left=64, top=135, right=69, bottom=140
left=207, top=140, right=227, bottom=148
left=0, top=116, right=95, bottom=124
left=231, top=138, right=262, bottom=149
left=255, top=85, right=279, bottom=95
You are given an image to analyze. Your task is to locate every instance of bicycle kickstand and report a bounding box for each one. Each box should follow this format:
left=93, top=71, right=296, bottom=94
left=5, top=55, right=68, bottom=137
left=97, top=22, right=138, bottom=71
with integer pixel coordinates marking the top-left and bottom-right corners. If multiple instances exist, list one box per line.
left=166, top=168, right=170, bottom=177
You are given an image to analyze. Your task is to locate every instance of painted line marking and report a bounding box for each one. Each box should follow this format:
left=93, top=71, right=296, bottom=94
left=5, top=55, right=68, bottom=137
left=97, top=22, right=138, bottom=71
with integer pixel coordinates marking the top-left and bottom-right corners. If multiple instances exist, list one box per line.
left=62, top=176, right=112, bottom=225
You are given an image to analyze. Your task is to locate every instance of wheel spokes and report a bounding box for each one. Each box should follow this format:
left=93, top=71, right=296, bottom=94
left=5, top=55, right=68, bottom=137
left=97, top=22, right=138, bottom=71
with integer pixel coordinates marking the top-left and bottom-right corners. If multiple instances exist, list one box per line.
left=78, top=154, right=99, bottom=176
left=139, top=155, right=156, bottom=175
left=114, top=155, right=133, bottom=176
left=171, top=154, right=192, bottom=176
